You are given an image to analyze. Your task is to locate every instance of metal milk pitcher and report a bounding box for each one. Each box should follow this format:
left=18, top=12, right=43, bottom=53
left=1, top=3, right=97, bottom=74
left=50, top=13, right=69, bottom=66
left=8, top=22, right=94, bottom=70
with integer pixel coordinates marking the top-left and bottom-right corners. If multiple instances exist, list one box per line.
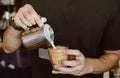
left=22, top=24, right=54, bottom=50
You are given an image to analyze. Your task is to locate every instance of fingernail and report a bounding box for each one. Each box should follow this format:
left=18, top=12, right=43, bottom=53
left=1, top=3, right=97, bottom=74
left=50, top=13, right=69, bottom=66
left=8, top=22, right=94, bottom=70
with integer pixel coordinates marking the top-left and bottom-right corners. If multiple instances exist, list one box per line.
left=41, top=17, right=47, bottom=23
left=24, top=27, right=30, bottom=30
left=28, top=24, right=32, bottom=27
left=52, top=70, right=54, bottom=73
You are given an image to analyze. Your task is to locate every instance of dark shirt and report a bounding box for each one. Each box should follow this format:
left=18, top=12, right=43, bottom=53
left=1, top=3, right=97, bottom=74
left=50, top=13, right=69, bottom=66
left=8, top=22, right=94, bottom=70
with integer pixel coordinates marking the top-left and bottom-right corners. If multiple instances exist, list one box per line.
left=22, top=0, right=120, bottom=78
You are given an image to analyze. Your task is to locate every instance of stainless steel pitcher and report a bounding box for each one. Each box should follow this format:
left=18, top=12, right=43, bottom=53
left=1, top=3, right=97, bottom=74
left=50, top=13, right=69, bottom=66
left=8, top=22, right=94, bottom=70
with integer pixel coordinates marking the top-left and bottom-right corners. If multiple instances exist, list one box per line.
left=22, top=24, right=54, bottom=50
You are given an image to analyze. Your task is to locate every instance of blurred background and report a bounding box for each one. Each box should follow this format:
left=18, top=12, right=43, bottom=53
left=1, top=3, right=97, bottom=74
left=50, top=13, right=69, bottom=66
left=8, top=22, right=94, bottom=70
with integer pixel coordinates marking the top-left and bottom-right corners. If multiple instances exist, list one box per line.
left=0, top=0, right=32, bottom=78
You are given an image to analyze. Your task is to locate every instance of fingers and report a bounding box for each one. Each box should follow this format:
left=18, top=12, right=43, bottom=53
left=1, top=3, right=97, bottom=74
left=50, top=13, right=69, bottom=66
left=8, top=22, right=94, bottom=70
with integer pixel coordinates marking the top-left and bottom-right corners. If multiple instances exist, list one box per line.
left=52, top=64, right=83, bottom=75
left=60, top=49, right=85, bottom=67
left=13, top=4, right=47, bottom=30
left=59, top=60, right=80, bottom=67
left=63, top=49, right=84, bottom=61
left=25, top=4, right=47, bottom=27
left=21, top=8, right=35, bottom=26
left=26, top=4, right=42, bottom=26
left=17, top=12, right=32, bottom=27
left=52, top=49, right=86, bottom=76
left=14, top=14, right=28, bottom=30
left=63, top=49, right=81, bottom=56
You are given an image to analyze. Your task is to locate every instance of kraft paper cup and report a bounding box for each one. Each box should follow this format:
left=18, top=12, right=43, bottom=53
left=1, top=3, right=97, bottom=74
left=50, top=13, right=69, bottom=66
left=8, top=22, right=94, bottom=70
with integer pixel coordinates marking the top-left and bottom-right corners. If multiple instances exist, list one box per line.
left=48, top=46, right=68, bottom=67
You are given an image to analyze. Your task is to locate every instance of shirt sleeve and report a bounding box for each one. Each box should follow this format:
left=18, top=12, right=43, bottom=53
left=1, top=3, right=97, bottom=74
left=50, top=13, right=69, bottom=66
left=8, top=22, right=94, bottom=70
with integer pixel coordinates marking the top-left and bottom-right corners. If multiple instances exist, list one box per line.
left=102, top=5, right=120, bottom=50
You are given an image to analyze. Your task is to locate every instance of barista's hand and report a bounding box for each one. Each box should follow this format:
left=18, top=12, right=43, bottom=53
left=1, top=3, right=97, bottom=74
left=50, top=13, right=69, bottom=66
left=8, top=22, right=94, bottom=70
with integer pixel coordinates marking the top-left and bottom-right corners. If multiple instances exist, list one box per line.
left=13, top=4, right=47, bottom=30
left=52, top=49, right=93, bottom=76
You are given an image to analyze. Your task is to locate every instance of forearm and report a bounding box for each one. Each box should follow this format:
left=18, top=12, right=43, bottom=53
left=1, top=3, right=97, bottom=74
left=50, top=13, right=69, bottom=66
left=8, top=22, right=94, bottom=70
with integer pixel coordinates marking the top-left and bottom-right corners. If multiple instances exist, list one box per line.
left=2, top=26, right=23, bottom=53
left=86, top=51, right=120, bottom=74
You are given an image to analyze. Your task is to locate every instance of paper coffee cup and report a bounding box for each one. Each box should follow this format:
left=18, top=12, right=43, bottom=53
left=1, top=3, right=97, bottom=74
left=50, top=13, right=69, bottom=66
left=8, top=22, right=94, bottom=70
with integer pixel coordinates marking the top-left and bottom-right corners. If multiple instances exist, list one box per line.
left=48, top=46, right=68, bottom=66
